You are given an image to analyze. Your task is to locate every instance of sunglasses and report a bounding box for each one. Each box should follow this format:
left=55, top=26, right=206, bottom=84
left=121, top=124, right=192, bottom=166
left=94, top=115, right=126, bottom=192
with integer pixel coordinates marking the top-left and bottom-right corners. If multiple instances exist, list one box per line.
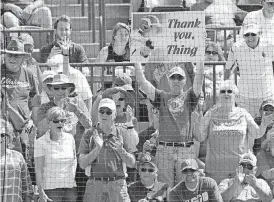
left=205, top=50, right=218, bottom=55
left=7, top=54, right=22, bottom=58
left=170, top=74, right=185, bottom=81
left=263, top=106, right=274, bottom=112
left=220, top=90, right=233, bottom=94
left=1, top=133, right=8, bottom=138
left=182, top=169, right=197, bottom=174
left=118, top=97, right=125, bottom=101
left=240, top=163, right=254, bottom=170
left=266, top=2, right=274, bottom=6
left=244, top=33, right=257, bottom=37
left=52, top=119, right=66, bottom=124
left=140, top=168, right=155, bottom=173
left=99, top=110, right=113, bottom=115
left=53, top=86, right=69, bottom=91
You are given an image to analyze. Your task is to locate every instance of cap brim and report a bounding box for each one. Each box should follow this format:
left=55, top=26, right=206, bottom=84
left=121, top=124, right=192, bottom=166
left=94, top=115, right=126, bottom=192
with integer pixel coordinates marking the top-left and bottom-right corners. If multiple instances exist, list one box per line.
left=98, top=104, right=116, bottom=112
left=181, top=166, right=198, bottom=171
left=262, top=103, right=274, bottom=108
left=1, top=49, right=29, bottom=55
left=239, top=159, right=256, bottom=166
left=243, top=29, right=260, bottom=35
left=140, top=161, right=157, bottom=168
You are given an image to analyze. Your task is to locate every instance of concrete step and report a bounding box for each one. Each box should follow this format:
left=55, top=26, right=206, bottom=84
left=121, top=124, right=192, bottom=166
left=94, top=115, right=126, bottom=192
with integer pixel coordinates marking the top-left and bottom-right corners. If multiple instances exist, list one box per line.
left=52, top=16, right=129, bottom=31
left=48, top=4, right=130, bottom=18
left=71, top=30, right=112, bottom=44
left=45, top=0, right=128, bottom=5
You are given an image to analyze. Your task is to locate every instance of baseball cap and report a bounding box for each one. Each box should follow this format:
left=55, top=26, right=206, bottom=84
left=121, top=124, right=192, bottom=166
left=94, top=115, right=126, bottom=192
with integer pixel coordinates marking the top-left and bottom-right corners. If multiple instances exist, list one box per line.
left=42, top=70, right=55, bottom=82
left=139, top=153, right=157, bottom=169
left=167, top=66, right=186, bottom=78
left=260, top=99, right=274, bottom=110
left=0, top=38, right=30, bottom=55
left=181, top=159, right=199, bottom=171
left=98, top=98, right=116, bottom=112
left=242, top=24, right=261, bottom=35
left=239, top=152, right=257, bottom=167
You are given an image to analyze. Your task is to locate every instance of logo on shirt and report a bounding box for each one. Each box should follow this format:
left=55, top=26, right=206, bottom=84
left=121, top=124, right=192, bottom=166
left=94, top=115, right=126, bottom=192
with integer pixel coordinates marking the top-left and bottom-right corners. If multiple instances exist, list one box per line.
left=1, top=77, right=30, bottom=88
left=167, top=92, right=186, bottom=115
left=183, top=192, right=209, bottom=202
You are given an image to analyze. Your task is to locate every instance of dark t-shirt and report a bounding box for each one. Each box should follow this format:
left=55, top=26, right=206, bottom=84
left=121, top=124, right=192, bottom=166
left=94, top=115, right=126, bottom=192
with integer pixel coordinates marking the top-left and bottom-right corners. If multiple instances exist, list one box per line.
left=106, top=44, right=130, bottom=62
left=152, top=88, right=198, bottom=142
left=1, top=64, right=38, bottom=119
left=39, top=41, right=88, bottom=64
left=169, top=177, right=223, bottom=202
left=128, top=181, right=169, bottom=202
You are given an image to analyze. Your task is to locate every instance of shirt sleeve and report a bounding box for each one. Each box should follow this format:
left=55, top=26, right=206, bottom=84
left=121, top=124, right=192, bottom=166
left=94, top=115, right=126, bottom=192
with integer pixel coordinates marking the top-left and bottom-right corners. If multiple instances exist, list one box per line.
left=78, top=129, right=93, bottom=155
left=120, top=127, right=138, bottom=153
left=18, top=152, right=33, bottom=196
left=34, top=137, right=45, bottom=157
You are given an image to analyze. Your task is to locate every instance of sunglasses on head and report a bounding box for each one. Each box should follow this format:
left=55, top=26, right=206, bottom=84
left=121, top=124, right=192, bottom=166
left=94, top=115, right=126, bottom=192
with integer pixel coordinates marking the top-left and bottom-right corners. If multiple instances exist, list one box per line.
left=170, top=74, right=184, bottom=81
left=244, top=33, right=257, bottom=37
left=205, top=50, right=218, bottom=55
left=52, top=119, right=66, bottom=124
left=182, top=168, right=197, bottom=174
left=99, top=110, right=113, bottom=115
left=220, top=90, right=233, bottom=94
left=240, top=163, right=254, bottom=170
left=53, top=86, right=69, bottom=91
left=118, top=97, right=125, bottom=101
left=140, top=168, right=155, bottom=173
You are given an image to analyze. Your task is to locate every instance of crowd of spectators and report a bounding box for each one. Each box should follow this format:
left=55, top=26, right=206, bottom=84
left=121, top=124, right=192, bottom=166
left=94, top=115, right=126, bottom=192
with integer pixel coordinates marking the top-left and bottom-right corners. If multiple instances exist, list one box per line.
left=2, top=0, right=274, bottom=202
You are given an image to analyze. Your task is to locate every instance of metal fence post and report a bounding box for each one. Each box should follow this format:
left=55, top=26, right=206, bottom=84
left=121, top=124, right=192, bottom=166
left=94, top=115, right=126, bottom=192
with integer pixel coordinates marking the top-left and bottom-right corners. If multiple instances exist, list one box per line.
left=99, top=0, right=106, bottom=49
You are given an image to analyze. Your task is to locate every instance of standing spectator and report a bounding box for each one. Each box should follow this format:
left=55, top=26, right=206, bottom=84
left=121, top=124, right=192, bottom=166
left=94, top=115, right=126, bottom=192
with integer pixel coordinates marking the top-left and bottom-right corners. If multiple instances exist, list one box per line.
left=1, top=38, right=38, bottom=159
left=219, top=152, right=273, bottom=202
left=225, top=23, right=274, bottom=118
left=78, top=98, right=136, bottom=202
left=169, top=159, right=223, bottom=202
left=1, top=0, right=52, bottom=28
left=135, top=62, right=204, bottom=187
left=34, top=107, right=77, bottom=202
left=242, top=0, right=274, bottom=42
left=194, top=80, right=274, bottom=184
left=0, top=119, right=33, bottom=202
left=128, top=154, right=169, bottom=202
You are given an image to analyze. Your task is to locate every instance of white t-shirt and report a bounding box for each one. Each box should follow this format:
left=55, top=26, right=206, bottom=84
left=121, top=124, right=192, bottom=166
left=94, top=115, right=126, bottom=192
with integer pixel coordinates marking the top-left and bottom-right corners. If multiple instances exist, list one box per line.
left=243, top=9, right=274, bottom=43
left=226, top=39, right=274, bottom=98
left=34, top=131, right=77, bottom=190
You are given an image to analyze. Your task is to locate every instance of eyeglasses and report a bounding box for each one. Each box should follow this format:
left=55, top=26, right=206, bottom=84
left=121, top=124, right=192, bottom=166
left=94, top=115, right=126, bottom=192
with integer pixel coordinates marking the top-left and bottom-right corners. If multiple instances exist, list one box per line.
left=220, top=90, right=233, bottom=94
left=0, top=133, right=8, bottom=138
left=52, top=119, right=66, bottom=124
left=99, top=110, right=113, bottom=115
left=170, top=74, right=185, bottom=81
left=266, top=2, right=274, bottom=6
left=244, top=33, right=257, bottom=37
left=53, top=86, right=69, bottom=91
left=118, top=98, right=125, bottom=101
left=240, top=163, right=254, bottom=170
left=140, top=168, right=155, bottom=173
left=263, top=105, right=274, bottom=112
left=182, top=169, right=197, bottom=174
left=205, top=50, right=218, bottom=55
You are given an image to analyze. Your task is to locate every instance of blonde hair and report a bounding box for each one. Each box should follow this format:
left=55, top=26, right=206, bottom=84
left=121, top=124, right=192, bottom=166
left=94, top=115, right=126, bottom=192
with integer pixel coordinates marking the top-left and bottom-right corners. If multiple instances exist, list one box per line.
left=46, top=107, right=66, bottom=122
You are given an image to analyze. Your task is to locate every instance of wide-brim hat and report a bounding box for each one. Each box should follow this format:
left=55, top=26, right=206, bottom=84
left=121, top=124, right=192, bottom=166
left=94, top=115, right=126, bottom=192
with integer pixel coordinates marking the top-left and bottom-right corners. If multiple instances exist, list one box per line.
left=47, top=74, right=75, bottom=93
left=1, top=38, right=30, bottom=55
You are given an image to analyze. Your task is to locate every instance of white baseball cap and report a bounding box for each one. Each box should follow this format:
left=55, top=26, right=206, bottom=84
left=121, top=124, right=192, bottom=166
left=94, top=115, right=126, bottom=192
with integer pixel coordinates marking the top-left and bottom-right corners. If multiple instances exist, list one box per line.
left=98, top=98, right=116, bottom=112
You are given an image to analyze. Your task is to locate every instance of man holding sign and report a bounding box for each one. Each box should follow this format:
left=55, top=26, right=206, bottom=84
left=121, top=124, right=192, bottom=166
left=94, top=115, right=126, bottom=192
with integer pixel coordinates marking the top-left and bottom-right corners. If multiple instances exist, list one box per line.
left=135, top=62, right=204, bottom=187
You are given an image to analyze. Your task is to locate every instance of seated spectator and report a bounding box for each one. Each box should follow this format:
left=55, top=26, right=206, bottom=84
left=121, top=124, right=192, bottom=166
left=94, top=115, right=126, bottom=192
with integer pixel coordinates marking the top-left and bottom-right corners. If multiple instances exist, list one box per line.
left=219, top=152, right=273, bottom=202
left=204, top=41, right=226, bottom=112
left=131, top=15, right=162, bottom=62
left=242, top=0, right=274, bottom=43
left=135, top=62, right=204, bottom=187
left=78, top=98, right=136, bottom=202
left=128, top=154, right=169, bottom=202
left=0, top=119, right=33, bottom=202
left=1, top=0, right=52, bottom=28
left=194, top=80, right=274, bottom=184
left=34, top=107, right=77, bottom=202
left=169, top=159, right=223, bottom=202
left=40, top=15, right=89, bottom=75
left=256, top=135, right=274, bottom=194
